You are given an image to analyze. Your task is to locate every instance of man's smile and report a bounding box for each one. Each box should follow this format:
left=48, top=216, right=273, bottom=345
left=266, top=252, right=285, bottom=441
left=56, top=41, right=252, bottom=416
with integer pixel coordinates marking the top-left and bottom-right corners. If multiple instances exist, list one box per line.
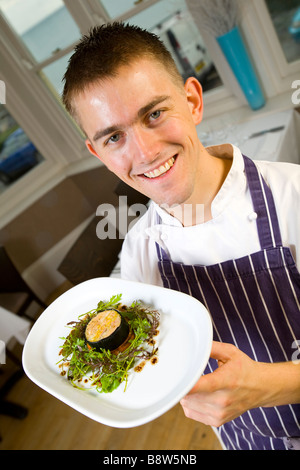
left=142, top=155, right=177, bottom=179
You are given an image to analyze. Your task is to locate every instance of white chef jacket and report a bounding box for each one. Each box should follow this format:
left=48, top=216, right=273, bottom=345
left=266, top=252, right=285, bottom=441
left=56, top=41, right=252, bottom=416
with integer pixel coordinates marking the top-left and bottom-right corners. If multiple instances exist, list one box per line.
left=120, top=144, right=300, bottom=286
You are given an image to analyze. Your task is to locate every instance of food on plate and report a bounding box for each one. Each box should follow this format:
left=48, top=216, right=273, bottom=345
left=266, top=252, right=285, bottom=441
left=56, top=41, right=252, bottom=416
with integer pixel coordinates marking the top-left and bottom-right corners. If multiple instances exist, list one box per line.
left=58, top=294, right=159, bottom=393
left=85, top=308, right=130, bottom=351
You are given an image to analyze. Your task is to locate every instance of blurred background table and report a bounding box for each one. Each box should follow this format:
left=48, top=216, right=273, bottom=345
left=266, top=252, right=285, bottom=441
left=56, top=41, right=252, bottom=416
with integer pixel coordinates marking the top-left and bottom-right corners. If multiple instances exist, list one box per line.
left=0, top=306, right=31, bottom=351
left=200, top=108, right=300, bottom=164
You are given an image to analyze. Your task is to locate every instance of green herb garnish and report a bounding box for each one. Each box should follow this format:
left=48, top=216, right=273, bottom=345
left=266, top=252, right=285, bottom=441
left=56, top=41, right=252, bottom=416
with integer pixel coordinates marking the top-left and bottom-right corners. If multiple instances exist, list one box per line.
left=58, top=294, right=159, bottom=393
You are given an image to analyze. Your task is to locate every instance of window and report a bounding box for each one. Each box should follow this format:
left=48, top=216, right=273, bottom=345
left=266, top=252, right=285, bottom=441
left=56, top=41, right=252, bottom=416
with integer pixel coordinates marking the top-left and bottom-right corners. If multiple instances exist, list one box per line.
left=246, top=0, right=300, bottom=96
left=128, top=2, right=222, bottom=92
left=265, top=0, right=300, bottom=64
left=0, top=0, right=90, bottom=224
left=1, top=0, right=80, bottom=63
left=0, top=0, right=81, bottom=97
left=0, top=107, right=44, bottom=191
left=100, top=0, right=154, bottom=18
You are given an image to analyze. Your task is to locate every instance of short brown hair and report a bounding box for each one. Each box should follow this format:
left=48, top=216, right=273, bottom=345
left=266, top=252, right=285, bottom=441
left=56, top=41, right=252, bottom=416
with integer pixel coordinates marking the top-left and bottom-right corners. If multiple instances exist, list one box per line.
left=62, top=22, right=183, bottom=122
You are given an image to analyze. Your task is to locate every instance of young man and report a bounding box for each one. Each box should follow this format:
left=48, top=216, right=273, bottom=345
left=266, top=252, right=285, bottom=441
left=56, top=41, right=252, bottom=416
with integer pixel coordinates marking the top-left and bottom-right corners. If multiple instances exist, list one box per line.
left=62, top=23, right=300, bottom=450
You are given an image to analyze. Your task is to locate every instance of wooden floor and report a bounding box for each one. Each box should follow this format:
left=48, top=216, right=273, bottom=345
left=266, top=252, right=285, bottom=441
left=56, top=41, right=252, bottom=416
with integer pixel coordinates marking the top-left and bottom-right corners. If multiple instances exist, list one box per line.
left=0, top=281, right=222, bottom=451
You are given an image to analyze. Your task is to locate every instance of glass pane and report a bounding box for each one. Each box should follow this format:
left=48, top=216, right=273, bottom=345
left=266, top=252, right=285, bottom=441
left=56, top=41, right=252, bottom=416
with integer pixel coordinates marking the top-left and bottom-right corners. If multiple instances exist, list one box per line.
left=0, top=106, right=44, bottom=192
left=100, top=0, right=153, bottom=19
left=0, top=0, right=81, bottom=63
left=41, top=52, right=73, bottom=97
left=265, top=0, right=300, bottom=63
left=128, top=0, right=222, bottom=92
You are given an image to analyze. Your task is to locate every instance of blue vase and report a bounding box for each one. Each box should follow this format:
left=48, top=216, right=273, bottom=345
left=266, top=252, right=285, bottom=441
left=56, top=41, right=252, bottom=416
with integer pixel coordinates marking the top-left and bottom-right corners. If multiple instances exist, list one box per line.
left=217, top=26, right=265, bottom=110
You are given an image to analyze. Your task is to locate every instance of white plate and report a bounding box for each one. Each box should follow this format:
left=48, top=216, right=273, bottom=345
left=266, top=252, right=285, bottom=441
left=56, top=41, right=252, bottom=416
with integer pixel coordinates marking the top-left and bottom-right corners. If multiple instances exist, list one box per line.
left=22, top=277, right=212, bottom=428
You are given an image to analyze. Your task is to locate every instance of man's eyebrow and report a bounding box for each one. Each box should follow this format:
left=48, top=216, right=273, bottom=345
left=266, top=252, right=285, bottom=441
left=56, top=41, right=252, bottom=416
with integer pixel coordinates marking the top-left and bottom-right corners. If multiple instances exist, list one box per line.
left=92, top=95, right=171, bottom=143
left=137, top=95, right=171, bottom=118
left=93, top=125, right=120, bottom=143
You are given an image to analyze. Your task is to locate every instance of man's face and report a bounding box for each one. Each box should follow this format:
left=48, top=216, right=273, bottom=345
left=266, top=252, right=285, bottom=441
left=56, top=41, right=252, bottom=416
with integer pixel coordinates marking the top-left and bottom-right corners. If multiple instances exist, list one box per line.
left=75, top=58, right=204, bottom=207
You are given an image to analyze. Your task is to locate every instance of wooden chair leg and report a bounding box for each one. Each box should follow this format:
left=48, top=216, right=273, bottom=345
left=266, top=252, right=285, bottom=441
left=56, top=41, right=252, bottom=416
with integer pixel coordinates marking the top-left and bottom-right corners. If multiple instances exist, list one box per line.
left=0, top=400, right=28, bottom=419
left=0, top=368, right=28, bottom=420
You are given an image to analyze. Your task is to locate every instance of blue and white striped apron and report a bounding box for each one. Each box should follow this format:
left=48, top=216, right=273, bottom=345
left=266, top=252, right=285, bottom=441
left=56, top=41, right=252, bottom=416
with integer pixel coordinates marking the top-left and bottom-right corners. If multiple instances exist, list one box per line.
left=156, top=155, right=300, bottom=450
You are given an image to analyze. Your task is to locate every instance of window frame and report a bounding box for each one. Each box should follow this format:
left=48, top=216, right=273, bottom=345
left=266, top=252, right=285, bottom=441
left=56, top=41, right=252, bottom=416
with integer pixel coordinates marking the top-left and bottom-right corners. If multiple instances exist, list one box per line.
left=240, top=0, right=300, bottom=96
left=0, top=13, right=92, bottom=228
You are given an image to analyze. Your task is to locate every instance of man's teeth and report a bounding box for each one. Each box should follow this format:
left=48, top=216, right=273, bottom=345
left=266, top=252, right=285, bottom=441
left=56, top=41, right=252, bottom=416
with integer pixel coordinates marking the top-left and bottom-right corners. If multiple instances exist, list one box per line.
left=144, top=157, right=175, bottom=179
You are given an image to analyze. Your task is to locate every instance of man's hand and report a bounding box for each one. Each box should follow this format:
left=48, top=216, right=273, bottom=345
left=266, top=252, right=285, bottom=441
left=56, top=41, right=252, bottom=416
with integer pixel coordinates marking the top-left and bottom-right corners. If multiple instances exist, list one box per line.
left=180, top=341, right=300, bottom=427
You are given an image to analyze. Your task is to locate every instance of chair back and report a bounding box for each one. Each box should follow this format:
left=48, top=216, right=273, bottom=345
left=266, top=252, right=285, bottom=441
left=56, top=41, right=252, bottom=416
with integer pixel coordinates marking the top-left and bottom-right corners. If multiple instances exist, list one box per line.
left=0, top=246, right=29, bottom=293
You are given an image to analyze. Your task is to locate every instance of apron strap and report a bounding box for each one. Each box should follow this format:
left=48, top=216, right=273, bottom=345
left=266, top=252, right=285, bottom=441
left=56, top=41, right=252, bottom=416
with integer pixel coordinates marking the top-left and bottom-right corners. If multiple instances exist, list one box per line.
left=155, top=214, right=170, bottom=261
left=243, top=155, right=282, bottom=249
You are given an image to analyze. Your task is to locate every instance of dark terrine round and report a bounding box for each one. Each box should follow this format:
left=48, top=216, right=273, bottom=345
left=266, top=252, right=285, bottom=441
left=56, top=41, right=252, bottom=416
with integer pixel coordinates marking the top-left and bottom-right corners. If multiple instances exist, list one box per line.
left=85, top=308, right=129, bottom=351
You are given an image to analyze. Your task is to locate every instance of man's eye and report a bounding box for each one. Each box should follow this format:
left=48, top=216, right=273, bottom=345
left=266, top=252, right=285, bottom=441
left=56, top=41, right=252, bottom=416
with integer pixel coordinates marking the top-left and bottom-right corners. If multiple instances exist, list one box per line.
left=149, top=110, right=161, bottom=120
left=107, top=133, right=121, bottom=144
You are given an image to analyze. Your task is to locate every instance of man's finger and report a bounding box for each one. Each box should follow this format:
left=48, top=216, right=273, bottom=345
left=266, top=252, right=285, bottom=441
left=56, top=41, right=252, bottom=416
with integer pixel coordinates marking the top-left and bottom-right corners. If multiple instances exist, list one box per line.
left=209, top=340, right=236, bottom=361
left=187, top=342, right=235, bottom=395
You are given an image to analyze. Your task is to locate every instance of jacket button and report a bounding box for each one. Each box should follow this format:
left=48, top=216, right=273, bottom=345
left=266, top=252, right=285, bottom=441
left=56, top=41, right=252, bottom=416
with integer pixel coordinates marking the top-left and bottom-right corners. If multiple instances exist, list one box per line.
left=248, top=212, right=258, bottom=221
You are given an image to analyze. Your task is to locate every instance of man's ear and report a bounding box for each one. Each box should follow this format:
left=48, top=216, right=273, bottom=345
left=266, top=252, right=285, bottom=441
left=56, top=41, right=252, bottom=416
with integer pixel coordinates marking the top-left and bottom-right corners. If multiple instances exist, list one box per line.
left=85, top=139, right=102, bottom=161
left=184, top=77, right=203, bottom=125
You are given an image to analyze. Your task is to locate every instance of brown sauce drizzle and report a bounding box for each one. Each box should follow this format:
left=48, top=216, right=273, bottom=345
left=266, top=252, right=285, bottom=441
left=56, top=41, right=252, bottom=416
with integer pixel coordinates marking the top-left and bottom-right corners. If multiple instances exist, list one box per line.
left=134, top=361, right=146, bottom=373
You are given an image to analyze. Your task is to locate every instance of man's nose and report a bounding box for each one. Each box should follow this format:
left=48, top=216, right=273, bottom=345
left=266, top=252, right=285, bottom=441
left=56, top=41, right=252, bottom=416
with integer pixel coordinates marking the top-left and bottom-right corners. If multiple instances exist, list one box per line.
left=129, top=126, right=161, bottom=164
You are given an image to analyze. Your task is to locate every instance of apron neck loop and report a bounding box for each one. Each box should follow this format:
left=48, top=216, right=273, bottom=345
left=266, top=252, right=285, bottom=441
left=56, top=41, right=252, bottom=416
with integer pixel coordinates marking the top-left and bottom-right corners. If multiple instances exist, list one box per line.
left=243, top=155, right=282, bottom=250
